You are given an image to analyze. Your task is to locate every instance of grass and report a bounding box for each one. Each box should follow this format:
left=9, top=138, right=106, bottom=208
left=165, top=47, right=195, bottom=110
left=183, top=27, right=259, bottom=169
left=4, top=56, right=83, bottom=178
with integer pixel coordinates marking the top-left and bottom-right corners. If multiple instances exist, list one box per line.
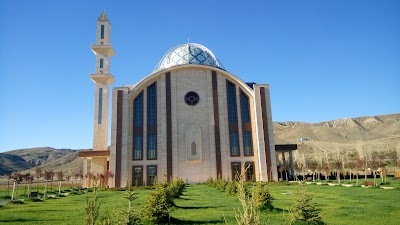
left=0, top=179, right=399, bottom=225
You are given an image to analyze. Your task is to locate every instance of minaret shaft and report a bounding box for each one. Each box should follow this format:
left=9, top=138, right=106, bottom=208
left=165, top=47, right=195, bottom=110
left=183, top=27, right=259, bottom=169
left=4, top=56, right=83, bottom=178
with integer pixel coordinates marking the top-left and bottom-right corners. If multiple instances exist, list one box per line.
left=91, top=11, right=115, bottom=151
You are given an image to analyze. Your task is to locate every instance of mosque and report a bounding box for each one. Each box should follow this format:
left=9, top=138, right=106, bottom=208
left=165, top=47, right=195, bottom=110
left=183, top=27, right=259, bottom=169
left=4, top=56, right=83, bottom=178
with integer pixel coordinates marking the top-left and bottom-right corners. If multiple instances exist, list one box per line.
left=79, top=12, right=281, bottom=187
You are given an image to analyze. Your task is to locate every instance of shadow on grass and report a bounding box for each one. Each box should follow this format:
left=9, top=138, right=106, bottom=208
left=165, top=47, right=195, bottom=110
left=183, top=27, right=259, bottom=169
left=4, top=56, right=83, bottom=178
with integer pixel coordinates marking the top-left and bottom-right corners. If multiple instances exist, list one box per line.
left=174, top=205, right=217, bottom=209
left=170, top=217, right=224, bottom=224
left=0, top=218, right=41, bottom=223
left=270, top=207, right=286, bottom=213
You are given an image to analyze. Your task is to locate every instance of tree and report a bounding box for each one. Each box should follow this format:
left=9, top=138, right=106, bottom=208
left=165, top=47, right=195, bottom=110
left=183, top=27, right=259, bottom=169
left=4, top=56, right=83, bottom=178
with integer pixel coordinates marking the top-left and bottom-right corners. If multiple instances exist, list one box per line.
left=293, top=162, right=301, bottom=181
left=56, top=170, right=64, bottom=194
left=346, top=162, right=356, bottom=183
left=369, top=155, right=383, bottom=187
left=105, top=170, right=114, bottom=188
left=334, top=160, right=343, bottom=185
left=74, top=170, right=80, bottom=188
left=354, top=158, right=364, bottom=186
left=316, top=163, right=322, bottom=181
left=24, top=173, right=34, bottom=198
left=66, top=174, right=72, bottom=188
left=11, top=172, right=23, bottom=201
left=34, top=167, right=43, bottom=191
left=309, top=161, right=318, bottom=182
left=7, top=173, right=12, bottom=197
left=278, top=165, right=286, bottom=182
left=323, top=162, right=330, bottom=182
left=43, top=169, right=54, bottom=197
left=288, top=185, right=325, bottom=225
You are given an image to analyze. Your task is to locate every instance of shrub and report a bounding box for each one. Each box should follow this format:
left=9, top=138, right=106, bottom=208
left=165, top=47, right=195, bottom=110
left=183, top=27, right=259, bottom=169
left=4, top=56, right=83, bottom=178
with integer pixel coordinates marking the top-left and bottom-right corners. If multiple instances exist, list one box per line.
left=225, top=181, right=238, bottom=195
left=215, top=178, right=228, bottom=190
left=141, top=177, right=186, bottom=223
left=142, top=183, right=172, bottom=223
left=85, top=184, right=101, bottom=225
left=168, top=177, right=185, bottom=198
left=235, top=168, right=261, bottom=225
left=252, top=182, right=273, bottom=210
left=288, top=185, right=325, bottom=225
left=206, top=177, right=214, bottom=186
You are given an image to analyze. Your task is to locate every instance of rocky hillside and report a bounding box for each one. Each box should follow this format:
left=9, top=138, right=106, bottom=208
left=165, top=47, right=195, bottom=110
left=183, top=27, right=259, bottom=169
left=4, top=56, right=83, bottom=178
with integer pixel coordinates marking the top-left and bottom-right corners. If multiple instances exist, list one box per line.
left=274, top=113, right=400, bottom=163
left=0, top=147, right=87, bottom=176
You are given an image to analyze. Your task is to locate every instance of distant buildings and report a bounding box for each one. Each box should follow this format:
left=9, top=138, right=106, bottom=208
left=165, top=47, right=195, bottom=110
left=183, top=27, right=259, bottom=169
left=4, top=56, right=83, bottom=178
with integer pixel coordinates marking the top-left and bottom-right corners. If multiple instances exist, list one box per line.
left=79, top=12, right=278, bottom=187
left=297, top=137, right=311, bottom=142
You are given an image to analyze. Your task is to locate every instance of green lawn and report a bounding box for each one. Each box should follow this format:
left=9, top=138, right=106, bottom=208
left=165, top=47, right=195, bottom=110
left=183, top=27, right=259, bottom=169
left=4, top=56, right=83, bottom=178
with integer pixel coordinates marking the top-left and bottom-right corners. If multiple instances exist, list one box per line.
left=0, top=180, right=399, bottom=225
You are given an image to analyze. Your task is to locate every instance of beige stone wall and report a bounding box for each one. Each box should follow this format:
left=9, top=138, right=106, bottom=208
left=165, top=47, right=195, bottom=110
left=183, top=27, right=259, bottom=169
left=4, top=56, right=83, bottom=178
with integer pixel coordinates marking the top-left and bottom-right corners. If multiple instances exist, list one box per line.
left=261, top=85, right=278, bottom=181
left=92, top=83, right=110, bottom=151
left=109, top=65, right=276, bottom=186
left=171, top=68, right=214, bottom=182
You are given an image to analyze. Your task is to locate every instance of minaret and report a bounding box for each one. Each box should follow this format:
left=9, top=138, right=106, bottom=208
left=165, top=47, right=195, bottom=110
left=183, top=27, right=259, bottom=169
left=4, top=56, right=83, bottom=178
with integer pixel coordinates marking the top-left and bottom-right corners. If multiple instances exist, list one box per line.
left=90, top=11, right=115, bottom=152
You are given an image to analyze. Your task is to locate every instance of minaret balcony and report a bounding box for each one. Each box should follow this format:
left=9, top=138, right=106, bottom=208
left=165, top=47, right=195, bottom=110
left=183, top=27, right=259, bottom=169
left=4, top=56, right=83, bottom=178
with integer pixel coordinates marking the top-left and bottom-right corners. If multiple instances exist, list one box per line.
left=90, top=73, right=115, bottom=85
left=91, top=44, right=115, bottom=56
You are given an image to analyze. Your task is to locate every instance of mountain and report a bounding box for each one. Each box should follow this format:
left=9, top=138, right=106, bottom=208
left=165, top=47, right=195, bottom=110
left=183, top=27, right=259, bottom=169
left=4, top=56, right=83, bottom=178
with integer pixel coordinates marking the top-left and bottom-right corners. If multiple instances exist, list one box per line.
left=0, top=147, right=87, bottom=176
left=274, top=113, right=400, bottom=163
left=0, top=153, right=35, bottom=176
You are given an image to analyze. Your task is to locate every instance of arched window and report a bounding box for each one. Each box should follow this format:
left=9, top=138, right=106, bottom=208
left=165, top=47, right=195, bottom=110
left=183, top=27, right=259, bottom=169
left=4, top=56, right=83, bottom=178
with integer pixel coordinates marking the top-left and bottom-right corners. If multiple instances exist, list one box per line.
left=191, top=141, right=197, bottom=155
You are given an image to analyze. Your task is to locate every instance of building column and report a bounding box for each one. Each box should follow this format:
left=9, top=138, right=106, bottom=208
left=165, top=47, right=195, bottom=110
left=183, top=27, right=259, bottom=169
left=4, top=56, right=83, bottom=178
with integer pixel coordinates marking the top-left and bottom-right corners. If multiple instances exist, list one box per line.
left=289, top=150, right=294, bottom=177
left=83, top=158, right=88, bottom=187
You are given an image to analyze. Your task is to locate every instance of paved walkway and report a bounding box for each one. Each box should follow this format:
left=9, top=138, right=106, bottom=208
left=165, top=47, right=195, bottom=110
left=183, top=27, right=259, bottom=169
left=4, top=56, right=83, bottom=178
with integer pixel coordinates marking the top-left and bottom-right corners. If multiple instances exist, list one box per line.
left=0, top=200, right=10, bottom=205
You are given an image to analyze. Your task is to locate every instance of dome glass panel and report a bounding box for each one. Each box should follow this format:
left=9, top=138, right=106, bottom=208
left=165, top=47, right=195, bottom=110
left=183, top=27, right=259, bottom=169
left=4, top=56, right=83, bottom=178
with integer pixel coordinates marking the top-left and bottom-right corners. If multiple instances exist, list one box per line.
left=155, top=43, right=225, bottom=71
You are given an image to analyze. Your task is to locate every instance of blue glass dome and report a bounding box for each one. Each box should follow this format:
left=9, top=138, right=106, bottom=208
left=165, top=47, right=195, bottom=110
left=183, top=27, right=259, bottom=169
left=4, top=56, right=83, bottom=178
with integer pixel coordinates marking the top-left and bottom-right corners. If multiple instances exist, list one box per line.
left=155, top=43, right=225, bottom=71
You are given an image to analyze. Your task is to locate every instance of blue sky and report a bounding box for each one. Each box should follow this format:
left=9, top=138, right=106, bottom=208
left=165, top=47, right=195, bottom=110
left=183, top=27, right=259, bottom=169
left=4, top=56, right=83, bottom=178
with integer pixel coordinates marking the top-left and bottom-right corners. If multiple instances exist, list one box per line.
left=0, top=0, right=399, bottom=152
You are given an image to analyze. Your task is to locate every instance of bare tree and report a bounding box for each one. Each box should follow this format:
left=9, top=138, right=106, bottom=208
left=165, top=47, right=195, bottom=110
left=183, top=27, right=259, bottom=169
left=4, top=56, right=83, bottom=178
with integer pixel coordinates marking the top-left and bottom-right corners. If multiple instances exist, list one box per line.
left=11, top=172, right=23, bottom=201
left=105, top=170, right=114, bottom=188
left=43, top=169, right=54, bottom=197
left=278, top=165, right=286, bottom=182
left=66, top=174, right=72, bottom=188
left=34, top=167, right=43, bottom=191
left=309, top=161, right=318, bottom=182
left=78, top=169, right=84, bottom=190
left=56, top=170, right=64, bottom=194
left=369, top=154, right=383, bottom=187
left=293, top=162, right=301, bottom=181
left=354, top=158, right=364, bottom=186
left=334, top=160, right=342, bottom=185
left=74, top=170, right=80, bottom=189
left=7, top=173, right=12, bottom=197
left=323, top=162, right=330, bottom=182
left=346, top=162, right=355, bottom=183
left=25, top=174, right=34, bottom=198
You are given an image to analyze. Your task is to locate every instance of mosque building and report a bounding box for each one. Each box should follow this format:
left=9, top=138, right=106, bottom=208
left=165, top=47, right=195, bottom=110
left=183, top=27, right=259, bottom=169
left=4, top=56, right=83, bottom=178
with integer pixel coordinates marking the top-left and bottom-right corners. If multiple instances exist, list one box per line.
left=79, top=11, right=279, bottom=187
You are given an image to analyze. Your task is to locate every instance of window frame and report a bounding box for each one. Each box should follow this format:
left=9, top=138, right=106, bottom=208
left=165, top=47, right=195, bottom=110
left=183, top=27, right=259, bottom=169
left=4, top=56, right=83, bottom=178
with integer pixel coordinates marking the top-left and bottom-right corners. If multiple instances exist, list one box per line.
left=147, top=83, right=157, bottom=126
left=98, top=88, right=103, bottom=124
left=231, top=162, right=241, bottom=181
left=147, top=165, right=157, bottom=186
left=243, top=131, right=253, bottom=156
left=230, top=131, right=240, bottom=157
left=132, top=166, right=143, bottom=186
left=244, top=162, right=255, bottom=182
left=100, top=24, right=104, bottom=39
left=147, top=134, right=157, bottom=160
left=133, top=134, right=143, bottom=160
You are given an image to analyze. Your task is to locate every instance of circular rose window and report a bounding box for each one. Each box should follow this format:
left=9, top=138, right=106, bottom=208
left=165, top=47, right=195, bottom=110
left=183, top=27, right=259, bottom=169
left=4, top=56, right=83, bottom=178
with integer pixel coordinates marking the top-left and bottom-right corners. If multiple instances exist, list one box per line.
left=184, top=91, right=200, bottom=106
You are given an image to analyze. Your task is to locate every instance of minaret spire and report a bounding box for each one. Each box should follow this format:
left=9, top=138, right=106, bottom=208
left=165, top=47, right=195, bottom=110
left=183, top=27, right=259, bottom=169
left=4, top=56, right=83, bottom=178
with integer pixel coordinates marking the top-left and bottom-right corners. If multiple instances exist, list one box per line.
left=79, top=11, right=115, bottom=188
left=90, top=11, right=115, bottom=152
